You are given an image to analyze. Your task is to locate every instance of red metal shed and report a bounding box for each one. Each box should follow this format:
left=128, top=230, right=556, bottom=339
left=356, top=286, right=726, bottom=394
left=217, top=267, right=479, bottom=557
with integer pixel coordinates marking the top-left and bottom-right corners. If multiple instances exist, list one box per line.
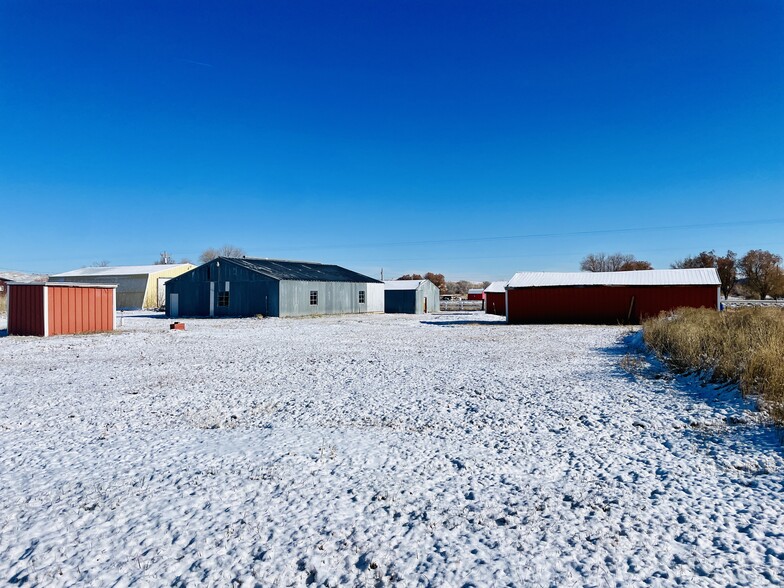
left=506, top=269, right=720, bottom=325
left=484, top=281, right=508, bottom=316
left=8, top=282, right=117, bottom=336
left=467, top=289, right=485, bottom=301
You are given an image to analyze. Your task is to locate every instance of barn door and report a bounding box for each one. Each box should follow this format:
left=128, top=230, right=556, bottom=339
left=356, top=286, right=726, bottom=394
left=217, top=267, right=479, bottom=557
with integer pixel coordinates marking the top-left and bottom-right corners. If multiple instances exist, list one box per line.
left=170, top=293, right=179, bottom=318
left=424, top=296, right=428, bottom=313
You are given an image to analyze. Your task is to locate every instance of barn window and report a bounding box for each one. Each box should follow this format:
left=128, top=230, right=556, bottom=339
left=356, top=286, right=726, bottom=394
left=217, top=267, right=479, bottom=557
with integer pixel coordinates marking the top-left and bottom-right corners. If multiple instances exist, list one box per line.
left=358, top=290, right=366, bottom=304
left=217, top=292, right=229, bottom=307
left=310, top=290, right=318, bottom=305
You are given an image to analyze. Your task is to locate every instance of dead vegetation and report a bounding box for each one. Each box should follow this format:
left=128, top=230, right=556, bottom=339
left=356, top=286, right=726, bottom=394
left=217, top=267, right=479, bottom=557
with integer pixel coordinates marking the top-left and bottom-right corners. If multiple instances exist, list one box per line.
left=643, top=307, right=784, bottom=424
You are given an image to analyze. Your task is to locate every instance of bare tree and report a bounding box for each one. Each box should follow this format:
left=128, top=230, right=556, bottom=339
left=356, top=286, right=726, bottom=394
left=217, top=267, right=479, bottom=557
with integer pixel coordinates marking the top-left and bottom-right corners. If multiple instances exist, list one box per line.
left=424, top=272, right=447, bottom=293
left=618, top=260, right=653, bottom=271
left=199, top=245, right=246, bottom=263
left=581, top=253, right=651, bottom=272
left=739, top=249, right=783, bottom=300
left=90, top=260, right=111, bottom=267
left=397, top=274, right=424, bottom=281
left=671, top=250, right=717, bottom=269
left=716, top=251, right=737, bottom=300
left=671, top=250, right=737, bottom=299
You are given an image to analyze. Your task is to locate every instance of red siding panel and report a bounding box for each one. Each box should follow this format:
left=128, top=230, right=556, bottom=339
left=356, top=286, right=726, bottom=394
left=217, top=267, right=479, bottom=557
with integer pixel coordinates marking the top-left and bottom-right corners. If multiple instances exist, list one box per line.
left=507, top=285, right=718, bottom=324
left=485, top=292, right=506, bottom=316
left=47, top=285, right=114, bottom=335
left=7, top=284, right=45, bottom=336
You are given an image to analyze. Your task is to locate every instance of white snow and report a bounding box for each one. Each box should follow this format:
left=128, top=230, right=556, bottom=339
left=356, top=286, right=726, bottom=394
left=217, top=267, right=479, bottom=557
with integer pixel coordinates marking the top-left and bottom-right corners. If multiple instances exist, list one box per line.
left=0, top=312, right=783, bottom=586
left=508, top=268, right=721, bottom=288
left=384, top=280, right=427, bottom=290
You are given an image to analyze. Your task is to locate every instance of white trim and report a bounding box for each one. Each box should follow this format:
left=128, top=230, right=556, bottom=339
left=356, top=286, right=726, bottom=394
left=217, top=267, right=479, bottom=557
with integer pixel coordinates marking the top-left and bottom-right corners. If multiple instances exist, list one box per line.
left=225, top=281, right=230, bottom=291
left=113, top=288, right=117, bottom=330
left=210, top=282, right=215, bottom=317
left=5, top=284, right=10, bottom=334
left=505, top=288, right=509, bottom=324
left=717, top=286, right=721, bottom=310
left=43, top=285, right=50, bottom=337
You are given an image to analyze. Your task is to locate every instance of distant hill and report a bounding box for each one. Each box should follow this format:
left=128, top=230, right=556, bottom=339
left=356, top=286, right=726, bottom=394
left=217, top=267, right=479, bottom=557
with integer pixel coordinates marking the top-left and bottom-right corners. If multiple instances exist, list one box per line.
left=0, top=269, right=48, bottom=283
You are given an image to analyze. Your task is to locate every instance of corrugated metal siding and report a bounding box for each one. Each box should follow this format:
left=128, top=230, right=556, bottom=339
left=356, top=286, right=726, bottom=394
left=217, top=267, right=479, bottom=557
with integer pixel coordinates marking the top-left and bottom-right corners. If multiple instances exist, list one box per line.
left=7, top=284, right=45, bottom=336
left=385, top=290, right=416, bottom=314
left=485, top=292, right=506, bottom=316
left=279, top=281, right=371, bottom=317
left=52, top=275, right=145, bottom=309
left=166, top=259, right=280, bottom=317
left=506, top=285, right=719, bottom=325
left=417, top=281, right=440, bottom=313
left=385, top=281, right=440, bottom=314
left=366, top=283, right=385, bottom=313
left=48, top=285, right=114, bottom=335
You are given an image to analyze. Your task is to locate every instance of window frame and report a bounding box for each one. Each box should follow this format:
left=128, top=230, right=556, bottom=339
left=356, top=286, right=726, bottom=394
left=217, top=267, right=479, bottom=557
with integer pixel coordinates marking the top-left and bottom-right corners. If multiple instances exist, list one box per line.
left=358, top=290, right=366, bottom=304
left=309, top=290, right=318, bottom=305
left=217, top=291, right=230, bottom=307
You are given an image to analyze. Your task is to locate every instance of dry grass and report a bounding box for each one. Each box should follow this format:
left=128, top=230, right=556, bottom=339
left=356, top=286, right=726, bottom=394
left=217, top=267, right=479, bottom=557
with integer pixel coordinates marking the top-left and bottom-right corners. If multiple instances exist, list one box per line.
left=0, top=296, right=6, bottom=315
left=643, top=307, right=784, bottom=424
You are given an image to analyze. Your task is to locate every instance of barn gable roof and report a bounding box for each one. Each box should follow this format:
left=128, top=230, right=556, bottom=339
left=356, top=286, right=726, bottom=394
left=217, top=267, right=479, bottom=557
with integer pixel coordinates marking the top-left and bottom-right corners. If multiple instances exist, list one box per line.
left=484, top=281, right=508, bottom=293
left=51, top=264, right=192, bottom=278
left=222, top=258, right=383, bottom=283
left=507, top=268, right=721, bottom=288
left=383, top=279, right=429, bottom=291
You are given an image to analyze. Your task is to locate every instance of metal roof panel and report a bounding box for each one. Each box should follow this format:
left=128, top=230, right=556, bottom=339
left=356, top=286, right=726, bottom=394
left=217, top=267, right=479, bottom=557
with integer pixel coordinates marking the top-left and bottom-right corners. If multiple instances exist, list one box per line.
left=507, top=268, right=721, bottom=288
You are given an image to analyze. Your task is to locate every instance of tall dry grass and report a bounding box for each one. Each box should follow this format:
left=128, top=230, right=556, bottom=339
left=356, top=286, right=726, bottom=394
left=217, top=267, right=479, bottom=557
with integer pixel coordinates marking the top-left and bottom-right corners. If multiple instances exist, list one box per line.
left=643, top=307, right=784, bottom=424
left=0, top=296, right=6, bottom=314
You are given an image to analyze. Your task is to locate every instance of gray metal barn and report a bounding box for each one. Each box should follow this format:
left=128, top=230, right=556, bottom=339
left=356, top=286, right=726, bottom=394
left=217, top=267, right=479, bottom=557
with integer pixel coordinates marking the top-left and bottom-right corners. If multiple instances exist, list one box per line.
left=165, top=258, right=384, bottom=318
left=383, top=279, right=441, bottom=314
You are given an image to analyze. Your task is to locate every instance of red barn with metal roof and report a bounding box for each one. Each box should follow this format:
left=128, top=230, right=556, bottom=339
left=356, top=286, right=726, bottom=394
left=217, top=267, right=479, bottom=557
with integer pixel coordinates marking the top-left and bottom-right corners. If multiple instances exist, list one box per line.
left=484, top=281, right=508, bottom=316
left=506, top=269, right=720, bottom=325
left=8, top=282, right=117, bottom=336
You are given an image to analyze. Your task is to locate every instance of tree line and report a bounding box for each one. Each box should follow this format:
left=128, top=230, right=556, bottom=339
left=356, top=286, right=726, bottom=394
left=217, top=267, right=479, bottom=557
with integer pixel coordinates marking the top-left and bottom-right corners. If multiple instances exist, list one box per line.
left=395, top=273, right=489, bottom=295
left=580, top=249, right=784, bottom=300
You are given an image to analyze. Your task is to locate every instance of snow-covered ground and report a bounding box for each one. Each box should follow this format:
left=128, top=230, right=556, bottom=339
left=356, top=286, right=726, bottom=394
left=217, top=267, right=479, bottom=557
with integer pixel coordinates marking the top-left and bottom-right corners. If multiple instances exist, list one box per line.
left=0, top=311, right=782, bottom=586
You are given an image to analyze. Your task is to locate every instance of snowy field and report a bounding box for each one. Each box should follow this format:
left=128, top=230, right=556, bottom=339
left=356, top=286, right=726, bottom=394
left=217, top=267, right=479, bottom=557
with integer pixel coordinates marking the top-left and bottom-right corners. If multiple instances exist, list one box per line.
left=0, top=311, right=783, bottom=586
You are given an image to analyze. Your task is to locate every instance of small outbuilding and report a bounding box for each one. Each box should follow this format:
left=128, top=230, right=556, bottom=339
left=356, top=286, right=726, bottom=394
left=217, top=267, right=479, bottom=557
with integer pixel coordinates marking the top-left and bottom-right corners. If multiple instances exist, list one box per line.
left=165, top=257, right=384, bottom=318
left=49, top=264, right=194, bottom=310
left=384, top=279, right=441, bottom=314
left=506, top=268, right=720, bottom=324
left=7, top=282, right=117, bottom=336
left=484, top=281, right=508, bottom=316
left=467, top=288, right=485, bottom=301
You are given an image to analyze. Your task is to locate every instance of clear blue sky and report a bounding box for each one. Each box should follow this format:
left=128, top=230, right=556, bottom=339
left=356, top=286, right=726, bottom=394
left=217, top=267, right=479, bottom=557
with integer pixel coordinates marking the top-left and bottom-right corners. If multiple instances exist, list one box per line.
left=1, top=0, right=782, bottom=281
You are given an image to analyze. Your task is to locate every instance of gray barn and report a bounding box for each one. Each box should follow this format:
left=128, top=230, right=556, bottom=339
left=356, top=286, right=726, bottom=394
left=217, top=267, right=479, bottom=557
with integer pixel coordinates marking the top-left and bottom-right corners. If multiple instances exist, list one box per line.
left=383, top=279, right=441, bottom=314
left=165, top=258, right=384, bottom=318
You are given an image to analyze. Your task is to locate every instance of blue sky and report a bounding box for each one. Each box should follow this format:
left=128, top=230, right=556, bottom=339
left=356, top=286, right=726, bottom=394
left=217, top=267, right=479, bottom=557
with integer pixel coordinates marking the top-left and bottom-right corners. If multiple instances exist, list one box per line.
left=1, top=0, right=782, bottom=280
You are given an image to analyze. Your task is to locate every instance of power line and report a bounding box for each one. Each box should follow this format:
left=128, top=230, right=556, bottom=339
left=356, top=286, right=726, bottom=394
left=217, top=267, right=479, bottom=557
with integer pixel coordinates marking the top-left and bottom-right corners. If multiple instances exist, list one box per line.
left=258, top=218, right=784, bottom=253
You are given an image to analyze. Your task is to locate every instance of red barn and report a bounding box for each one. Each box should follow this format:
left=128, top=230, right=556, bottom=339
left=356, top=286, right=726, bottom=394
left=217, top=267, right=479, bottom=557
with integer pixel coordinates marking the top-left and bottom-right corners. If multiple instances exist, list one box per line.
left=484, top=281, right=508, bottom=316
left=8, top=282, right=117, bottom=336
left=467, top=288, right=485, bottom=301
left=506, top=269, right=720, bottom=325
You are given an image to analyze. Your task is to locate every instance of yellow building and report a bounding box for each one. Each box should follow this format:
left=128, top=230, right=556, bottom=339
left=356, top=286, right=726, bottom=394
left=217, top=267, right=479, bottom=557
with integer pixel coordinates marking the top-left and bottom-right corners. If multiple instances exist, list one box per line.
left=49, top=264, right=194, bottom=310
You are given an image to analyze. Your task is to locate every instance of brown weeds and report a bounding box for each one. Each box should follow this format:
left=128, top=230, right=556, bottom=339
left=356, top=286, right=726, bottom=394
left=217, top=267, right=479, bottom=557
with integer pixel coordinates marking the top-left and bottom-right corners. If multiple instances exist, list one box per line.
left=643, top=307, right=784, bottom=424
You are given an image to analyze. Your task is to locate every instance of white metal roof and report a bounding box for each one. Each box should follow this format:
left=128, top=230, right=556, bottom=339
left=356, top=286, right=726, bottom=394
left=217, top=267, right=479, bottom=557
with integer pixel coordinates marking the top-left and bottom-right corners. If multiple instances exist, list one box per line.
left=467, top=288, right=484, bottom=294
left=484, top=281, right=508, bottom=293
left=9, top=281, right=117, bottom=288
left=50, top=264, right=191, bottom=278
left=384, top=280, right=426, bottom=290
left=507, top=268, right=721, bottom=288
